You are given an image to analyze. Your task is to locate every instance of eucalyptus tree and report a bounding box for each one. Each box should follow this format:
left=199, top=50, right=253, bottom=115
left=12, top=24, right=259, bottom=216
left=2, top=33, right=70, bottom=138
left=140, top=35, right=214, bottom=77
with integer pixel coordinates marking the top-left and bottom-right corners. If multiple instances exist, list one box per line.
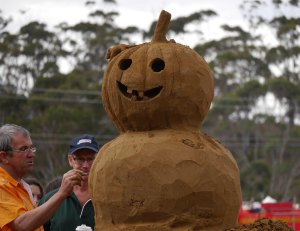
left=263, top=0, right=300, bottom=200
left=0, top=12, right=30, bottom=124
left=211, top=1, right=300, bottom=200
left=58, top=0, right=139, bottom=81
left=194, top=23, right=270, bottom=173
left=143, top=10, right=217, bottom=43
left=237, top=0, right=300, bottom=201
left=193, top=0, right=300, bottom=201
left=26, top=72, right=116, bottom=183
left=23, top=0, right=140, bottom=183
left=0, top=11, right=21, bottom=94
left=0, top=19, right=66, bottom=93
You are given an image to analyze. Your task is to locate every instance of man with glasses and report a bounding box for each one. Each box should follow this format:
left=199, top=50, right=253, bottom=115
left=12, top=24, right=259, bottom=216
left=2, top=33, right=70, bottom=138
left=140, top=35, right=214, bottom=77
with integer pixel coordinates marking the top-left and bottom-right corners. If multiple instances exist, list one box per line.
left=0, top=124, right=84, bottom=231
left=39, top=134, right=99, bottom=231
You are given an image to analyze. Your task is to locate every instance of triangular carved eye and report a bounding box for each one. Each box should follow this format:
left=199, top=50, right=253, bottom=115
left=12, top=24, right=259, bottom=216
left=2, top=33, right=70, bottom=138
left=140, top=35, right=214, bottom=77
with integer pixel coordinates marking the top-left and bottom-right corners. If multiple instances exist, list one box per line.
left=151, top=58, right=165, bottom=72
left=119, top=59, right=132, bottom=70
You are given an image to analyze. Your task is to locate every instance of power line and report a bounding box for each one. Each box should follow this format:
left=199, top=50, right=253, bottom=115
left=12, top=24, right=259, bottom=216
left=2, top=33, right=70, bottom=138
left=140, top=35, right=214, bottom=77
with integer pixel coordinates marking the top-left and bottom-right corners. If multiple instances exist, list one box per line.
left=0, top=94, right=101, bottom=104
left=29, top=133, right=300, bottom=147
left=32, top=88, right=100, bottom=95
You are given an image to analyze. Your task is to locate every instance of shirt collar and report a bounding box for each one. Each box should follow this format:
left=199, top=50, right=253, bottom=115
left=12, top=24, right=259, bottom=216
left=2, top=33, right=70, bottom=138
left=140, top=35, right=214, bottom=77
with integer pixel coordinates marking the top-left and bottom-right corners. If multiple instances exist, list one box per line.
left=0, top=166, right=21, bottom=187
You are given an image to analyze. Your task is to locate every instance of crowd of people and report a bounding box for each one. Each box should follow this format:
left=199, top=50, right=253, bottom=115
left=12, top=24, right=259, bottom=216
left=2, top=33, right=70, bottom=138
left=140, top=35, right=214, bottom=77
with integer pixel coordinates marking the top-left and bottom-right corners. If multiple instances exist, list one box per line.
left=0, top=123, right=99, bottom=231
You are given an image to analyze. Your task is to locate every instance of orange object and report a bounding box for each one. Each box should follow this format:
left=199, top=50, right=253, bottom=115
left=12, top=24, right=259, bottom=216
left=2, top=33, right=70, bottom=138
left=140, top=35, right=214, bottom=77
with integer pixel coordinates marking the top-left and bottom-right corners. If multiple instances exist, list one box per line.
left=0, top=167, right=43, bottom=231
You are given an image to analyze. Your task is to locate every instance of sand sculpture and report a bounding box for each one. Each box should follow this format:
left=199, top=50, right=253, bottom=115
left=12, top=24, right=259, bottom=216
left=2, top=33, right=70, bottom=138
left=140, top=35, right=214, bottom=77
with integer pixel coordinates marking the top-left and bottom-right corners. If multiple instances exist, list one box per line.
left=89, top=10, right=242, bottom=231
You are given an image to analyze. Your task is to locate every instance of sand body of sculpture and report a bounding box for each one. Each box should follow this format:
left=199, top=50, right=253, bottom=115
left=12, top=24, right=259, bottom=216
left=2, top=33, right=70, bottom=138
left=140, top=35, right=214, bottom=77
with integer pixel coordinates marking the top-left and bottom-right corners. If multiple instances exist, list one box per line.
left=89, top=10, right=242, bottom=231
left=90, top=130, right=241, bottom=230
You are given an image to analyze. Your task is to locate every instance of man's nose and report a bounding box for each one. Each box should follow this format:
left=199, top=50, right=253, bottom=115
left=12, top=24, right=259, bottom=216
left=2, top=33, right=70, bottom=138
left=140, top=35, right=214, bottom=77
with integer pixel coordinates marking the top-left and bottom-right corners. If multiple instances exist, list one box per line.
left=27, top=150, right=36, bottom=157
left=82, top=161, right=90, bottom=167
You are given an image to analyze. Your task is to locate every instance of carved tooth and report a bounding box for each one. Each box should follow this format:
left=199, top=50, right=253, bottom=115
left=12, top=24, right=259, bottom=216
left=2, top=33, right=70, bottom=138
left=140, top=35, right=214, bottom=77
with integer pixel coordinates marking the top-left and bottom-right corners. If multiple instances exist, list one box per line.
left=127, top=88, right=133, bottom=94
left=131, top=95, right=137, bottom=101
left=138, top=91, right=144, bottom=97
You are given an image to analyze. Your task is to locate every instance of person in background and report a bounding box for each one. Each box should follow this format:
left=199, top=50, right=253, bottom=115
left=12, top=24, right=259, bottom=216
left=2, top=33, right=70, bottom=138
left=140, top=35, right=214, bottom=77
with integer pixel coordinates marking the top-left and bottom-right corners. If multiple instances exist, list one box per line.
left=39, top=134, right=99, bottom=231
left=44, top=176, right=62, bottom=194
left=25, top=177, right=44, bottom=206
left=0, top=124, right=84, bottom=231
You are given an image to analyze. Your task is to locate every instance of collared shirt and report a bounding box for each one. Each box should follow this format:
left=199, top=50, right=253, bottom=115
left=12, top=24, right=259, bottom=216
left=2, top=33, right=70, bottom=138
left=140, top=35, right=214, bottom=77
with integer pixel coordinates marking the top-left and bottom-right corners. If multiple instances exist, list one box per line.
left=39, top=189, right=95, bottom=231
left=0, top=167, right=44, bottom=231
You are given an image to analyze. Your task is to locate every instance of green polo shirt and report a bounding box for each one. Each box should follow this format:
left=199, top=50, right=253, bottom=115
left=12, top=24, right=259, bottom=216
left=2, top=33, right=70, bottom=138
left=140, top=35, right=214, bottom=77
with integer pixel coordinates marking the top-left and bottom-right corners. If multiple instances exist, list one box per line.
left=39, top=189, right=95, bottom=231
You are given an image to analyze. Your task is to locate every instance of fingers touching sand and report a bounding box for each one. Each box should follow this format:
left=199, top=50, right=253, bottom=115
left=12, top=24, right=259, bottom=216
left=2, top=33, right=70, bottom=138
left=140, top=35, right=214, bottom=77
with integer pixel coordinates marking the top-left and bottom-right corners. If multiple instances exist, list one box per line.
left=57, top=169, right=84, bottom=197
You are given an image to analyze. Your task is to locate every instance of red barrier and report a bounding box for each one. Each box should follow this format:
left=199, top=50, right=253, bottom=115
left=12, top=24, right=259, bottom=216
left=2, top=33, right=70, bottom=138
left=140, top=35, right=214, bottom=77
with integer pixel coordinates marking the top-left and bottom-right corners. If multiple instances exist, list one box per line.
left=238, top=202, right=300, bottom=230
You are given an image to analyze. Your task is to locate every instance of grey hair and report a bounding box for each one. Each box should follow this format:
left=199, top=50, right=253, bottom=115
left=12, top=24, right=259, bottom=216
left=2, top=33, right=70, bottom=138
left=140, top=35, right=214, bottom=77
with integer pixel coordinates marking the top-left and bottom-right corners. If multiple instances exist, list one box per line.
left=0, top=124, right=30, bottom=152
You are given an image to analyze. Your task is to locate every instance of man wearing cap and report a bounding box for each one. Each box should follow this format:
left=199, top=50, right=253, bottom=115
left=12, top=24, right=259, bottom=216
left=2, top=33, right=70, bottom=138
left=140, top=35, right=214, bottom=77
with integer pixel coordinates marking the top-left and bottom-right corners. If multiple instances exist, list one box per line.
left=39, top=135, right=99, bottom=231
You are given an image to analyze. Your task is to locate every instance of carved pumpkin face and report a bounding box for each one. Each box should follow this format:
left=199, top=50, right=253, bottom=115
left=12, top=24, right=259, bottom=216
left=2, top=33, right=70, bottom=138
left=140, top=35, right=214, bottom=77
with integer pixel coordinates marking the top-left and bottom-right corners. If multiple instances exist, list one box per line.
left=102, top=13, right=214, bottom=132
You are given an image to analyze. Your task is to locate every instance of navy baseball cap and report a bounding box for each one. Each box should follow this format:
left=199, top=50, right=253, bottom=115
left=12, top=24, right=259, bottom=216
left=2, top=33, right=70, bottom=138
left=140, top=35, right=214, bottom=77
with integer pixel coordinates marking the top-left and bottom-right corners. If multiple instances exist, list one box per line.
left=69, top=135, right=99, bottom=155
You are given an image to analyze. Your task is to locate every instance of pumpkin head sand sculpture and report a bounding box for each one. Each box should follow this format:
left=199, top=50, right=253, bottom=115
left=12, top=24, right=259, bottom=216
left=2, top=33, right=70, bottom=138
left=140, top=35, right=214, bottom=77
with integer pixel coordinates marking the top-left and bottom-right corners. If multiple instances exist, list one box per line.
left=101, top=11, right=213, bottom=132
left=89, top=10, right=242, bottom=231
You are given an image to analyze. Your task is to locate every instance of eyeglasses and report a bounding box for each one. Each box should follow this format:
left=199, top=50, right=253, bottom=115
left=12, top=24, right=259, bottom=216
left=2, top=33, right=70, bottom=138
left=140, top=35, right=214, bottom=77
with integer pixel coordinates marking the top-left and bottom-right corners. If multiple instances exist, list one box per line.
left=8, top=146, right=37, bottom=154
left=72, top=156, right=95, bottom=165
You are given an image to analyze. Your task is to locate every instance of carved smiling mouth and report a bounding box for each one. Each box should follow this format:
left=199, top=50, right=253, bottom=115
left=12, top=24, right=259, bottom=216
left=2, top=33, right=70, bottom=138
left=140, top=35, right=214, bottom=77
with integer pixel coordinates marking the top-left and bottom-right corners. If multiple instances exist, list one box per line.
left=117, top=81, right=163, bottom=101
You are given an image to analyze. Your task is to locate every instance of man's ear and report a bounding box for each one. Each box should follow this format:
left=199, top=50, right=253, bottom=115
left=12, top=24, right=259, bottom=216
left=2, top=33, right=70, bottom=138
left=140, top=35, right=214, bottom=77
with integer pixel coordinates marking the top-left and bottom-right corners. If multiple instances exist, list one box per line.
left=67, top=154, right=73, bottom=166
left=0, top=151, right=9, bottom=164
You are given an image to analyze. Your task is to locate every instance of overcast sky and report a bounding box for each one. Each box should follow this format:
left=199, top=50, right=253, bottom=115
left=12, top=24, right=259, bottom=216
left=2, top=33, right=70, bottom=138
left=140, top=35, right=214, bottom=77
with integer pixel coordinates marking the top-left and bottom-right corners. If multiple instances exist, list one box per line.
left=1, top=0, right=249, bottom=43
left=1, top=0, right=245, bottom=27
left=1, top=0, right=297, bottom=46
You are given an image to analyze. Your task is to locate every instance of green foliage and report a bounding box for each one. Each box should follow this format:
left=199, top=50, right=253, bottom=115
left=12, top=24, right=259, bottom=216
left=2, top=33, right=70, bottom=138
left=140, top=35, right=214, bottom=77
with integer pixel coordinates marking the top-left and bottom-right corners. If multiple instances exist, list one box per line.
left=270, top=16, right=300, bottom=38
left=199, top=0, right=300, bottom=201
left=268, top=77, right=299, bottom=99
left=241, top=160, right=271, bottom=200
left=235, top=80, right=266, bottom=99
left=143, top=10, right=217, bottom=39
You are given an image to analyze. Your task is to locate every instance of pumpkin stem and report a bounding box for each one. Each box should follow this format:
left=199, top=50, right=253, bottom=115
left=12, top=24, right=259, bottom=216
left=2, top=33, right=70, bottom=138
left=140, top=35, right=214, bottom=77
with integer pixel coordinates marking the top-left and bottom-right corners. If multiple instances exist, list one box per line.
left=151, top=10, right=171, bottom=43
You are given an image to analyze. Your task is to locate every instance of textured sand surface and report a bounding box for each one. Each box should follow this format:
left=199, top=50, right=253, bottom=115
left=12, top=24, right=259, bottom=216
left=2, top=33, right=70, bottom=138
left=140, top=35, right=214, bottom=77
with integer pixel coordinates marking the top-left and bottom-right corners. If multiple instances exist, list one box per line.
left=224, top=218, right=293, bottom=231
left=89, top=130, right=242, bottom=230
